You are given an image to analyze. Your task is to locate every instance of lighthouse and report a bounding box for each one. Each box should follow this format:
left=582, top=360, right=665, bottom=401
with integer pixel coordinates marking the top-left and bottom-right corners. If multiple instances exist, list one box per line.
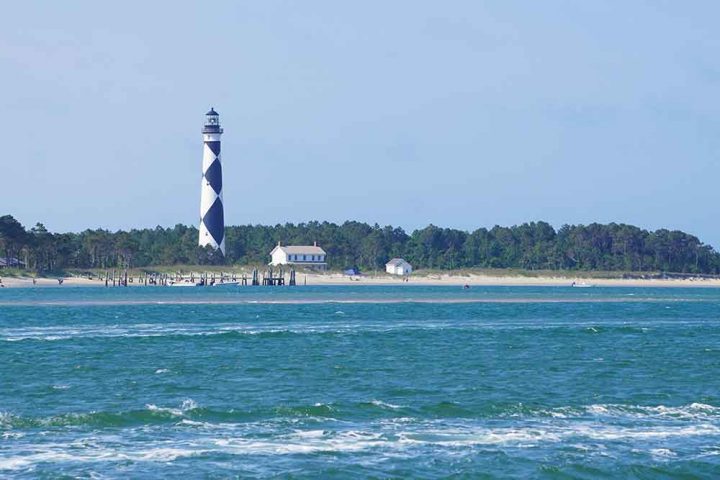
left=198, top=108, right=225, bottom=255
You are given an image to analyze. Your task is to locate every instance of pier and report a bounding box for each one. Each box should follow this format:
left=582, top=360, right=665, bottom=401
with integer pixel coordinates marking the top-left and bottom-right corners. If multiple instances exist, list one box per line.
left=99, top=267, right=297, bottom=287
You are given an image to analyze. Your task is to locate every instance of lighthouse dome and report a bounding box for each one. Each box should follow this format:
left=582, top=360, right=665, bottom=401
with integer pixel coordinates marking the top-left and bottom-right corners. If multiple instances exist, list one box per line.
left=203, top=107, right=223, bottom=134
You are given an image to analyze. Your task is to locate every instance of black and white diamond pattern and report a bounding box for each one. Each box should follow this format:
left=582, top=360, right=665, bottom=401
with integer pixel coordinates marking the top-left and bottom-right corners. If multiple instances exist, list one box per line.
left=199, top=132, right=225, bottom=255
left=204, top=158, right=223, bottom=194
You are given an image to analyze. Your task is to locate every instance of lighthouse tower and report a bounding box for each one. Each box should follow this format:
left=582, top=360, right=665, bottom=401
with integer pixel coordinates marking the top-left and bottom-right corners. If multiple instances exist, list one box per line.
left=199, top=108, right=225, bottom=255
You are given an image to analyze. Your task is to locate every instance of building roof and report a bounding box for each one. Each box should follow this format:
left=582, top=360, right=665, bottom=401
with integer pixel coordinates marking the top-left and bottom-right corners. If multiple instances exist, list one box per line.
left=386, top=258, right=410, bottom=267
left=206, top=108, right=218, bottom=116
left=271, top=245, right=327, bottom=255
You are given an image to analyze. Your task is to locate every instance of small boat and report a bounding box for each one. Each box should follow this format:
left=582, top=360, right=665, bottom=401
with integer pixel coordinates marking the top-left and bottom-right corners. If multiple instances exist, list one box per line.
left=571, top=281, right=594, bottom=288
left=210, top=281, right=240, bottom=287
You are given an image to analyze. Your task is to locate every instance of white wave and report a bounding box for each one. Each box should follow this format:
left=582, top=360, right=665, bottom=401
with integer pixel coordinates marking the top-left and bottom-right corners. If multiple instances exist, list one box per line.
left=5, top=296, right=693, bottom=309
left=3, top=317, right=714, bottom=341
left=4, top=415, right=720, bottom=472
left=145, top=404, right=183, bottom=416
left=371, top=400, right=403, bottom=410
left=585, top=404, right=610, bottom=415
left=0, top=411, right=17, bottom=426
left=154, top=368, right=169, bottom=374
left=178, top=419, right=210, bottom=427
left=145, top=399, right=198, bottom=417
left=380, top=417, right=416, bottom=424
left=0, top=457, right=33, bottom=471
left=0, top=324, right=249, bottom=341
left=136, top=447, right=196, bottom=461
left=292, top=429, right=325, bottom=439
left=0, top=446, right=198, bottom=471
left=212, top=429, right=386, bottom=455
left=522, top=402, right=720, bottom=422
left=650, top=448, right=676, bottom=458
left=576, top=423, right=720, bottom=441
left=582, top=402, right=720, bottom=420
left=397, top=427, right=562, bottom=446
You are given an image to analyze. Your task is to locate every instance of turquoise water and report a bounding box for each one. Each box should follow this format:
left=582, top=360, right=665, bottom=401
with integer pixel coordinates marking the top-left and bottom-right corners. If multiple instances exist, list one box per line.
left=2, top=285, right=720, bottom=478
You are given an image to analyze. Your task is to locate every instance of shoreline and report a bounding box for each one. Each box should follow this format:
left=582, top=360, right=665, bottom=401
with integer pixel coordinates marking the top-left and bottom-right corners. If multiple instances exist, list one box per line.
left=2, top=272, right=720, bottom=289
left=303, top=273, right=720, bottom=288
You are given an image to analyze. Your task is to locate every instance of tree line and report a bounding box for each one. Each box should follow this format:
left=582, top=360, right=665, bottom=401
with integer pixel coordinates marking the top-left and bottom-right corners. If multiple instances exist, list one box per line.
left=1, top=214, right=719, bottom=274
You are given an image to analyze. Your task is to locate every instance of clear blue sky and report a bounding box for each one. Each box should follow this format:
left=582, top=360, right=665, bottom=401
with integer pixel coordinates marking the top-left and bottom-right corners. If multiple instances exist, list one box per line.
left=2, top=2, right=719, bottom=246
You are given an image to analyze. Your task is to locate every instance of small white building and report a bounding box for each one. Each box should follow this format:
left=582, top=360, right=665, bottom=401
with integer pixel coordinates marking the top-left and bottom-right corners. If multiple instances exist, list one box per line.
left=270, top=242, right=327, bottom=270
left=386, top=258, right=412, bottom=276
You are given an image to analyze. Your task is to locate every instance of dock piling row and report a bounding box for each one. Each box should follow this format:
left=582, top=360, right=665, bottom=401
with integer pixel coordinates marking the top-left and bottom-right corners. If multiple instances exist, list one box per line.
left=99, top=268, right=296, bottom=287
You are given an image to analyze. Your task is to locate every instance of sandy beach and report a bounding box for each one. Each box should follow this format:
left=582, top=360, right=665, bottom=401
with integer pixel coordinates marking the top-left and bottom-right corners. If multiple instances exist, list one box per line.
left=301, top=272, right=720, bottom=288
left=0, top=277, right=98, bottom=288
left=2, top=272, right=720, bottom=288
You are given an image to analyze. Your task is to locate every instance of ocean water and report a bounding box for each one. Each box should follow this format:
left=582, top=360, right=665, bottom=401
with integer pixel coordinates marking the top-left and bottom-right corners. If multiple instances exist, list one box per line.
left=1, top=285, right=720, bottom=478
